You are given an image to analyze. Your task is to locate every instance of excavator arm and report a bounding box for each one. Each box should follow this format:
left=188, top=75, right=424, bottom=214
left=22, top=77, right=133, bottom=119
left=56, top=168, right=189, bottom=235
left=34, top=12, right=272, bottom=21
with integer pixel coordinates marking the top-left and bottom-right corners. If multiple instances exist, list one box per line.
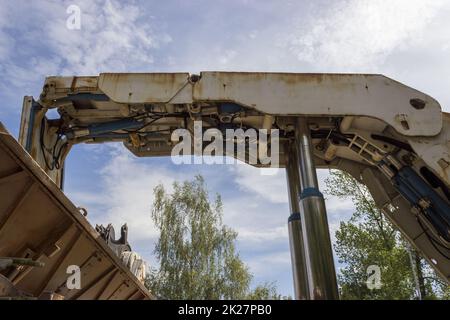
left=17, top=72, right=450, bottom=287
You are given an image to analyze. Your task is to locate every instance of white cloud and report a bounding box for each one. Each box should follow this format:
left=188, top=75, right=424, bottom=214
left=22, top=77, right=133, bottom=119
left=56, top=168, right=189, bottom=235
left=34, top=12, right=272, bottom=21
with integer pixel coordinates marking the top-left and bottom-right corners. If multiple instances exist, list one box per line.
left=0, top=0, right=171, bottom=99
left=287, top=0, right=445, bottom=70
left=0, top=32, right=12, bottom=61
left=87, top=147, right=182, bottom=243
left=246, top=251, right=291, bottom=277
left=44, top=0, right=171, bottom=74
left=230, top=164, right=288, bottom=204
left=0, top=3, right=13, bottom=60
left=230, top=165, right=355, bottom=219
left=235, top=226, right=287, bottom=244
left=218, top=50, right=237, bottom=65
left=222, top=194, right=289, bottom=245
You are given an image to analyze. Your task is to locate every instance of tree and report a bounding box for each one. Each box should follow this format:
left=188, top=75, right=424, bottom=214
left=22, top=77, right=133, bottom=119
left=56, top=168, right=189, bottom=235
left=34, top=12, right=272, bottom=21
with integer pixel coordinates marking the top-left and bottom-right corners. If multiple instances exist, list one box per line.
left=145, top=175, right=282, bottom=300
left=246, top=282, right=289, bottom=300
left=325, top=170, right=449, bottom=300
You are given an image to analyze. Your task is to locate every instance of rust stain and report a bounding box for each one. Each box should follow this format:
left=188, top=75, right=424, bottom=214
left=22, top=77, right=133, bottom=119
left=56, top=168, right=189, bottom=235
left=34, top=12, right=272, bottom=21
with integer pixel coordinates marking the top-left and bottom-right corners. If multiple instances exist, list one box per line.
left=99, top=73, right=189, bottom=102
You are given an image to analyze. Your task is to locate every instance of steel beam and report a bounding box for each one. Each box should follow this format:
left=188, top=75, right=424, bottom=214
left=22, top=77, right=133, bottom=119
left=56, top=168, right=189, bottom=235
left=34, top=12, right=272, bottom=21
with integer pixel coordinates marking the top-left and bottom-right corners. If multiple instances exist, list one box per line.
left=295, top=118, right=339, bottom=300
left=286, top=141, right=310, bottom=299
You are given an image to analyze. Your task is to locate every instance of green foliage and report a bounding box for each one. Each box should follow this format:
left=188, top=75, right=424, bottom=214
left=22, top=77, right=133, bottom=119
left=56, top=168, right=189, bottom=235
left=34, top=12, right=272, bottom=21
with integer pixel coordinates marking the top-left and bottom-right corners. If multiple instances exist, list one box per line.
left=325, top=170, right=449, bottom=300
left=246, top=282, right=290, bottom=300
left=146, top=175, right=283, bottom=300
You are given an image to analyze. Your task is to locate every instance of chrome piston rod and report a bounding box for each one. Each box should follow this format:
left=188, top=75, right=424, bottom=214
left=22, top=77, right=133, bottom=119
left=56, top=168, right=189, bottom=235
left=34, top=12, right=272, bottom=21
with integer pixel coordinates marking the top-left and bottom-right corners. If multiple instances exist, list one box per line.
left=295, top=118, right=339, bottom=300
left=285, top=141, right=310, bottom=300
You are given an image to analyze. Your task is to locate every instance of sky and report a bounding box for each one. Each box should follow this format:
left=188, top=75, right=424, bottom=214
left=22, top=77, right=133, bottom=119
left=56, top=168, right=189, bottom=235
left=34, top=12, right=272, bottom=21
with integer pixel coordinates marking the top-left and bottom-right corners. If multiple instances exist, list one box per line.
left=1, top=0, right=450, bottom=296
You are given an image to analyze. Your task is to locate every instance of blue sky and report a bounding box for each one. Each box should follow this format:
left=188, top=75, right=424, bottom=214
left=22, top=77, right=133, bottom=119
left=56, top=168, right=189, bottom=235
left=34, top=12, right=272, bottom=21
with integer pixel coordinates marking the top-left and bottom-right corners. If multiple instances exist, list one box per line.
left=1, top=0, right=450, bottom=296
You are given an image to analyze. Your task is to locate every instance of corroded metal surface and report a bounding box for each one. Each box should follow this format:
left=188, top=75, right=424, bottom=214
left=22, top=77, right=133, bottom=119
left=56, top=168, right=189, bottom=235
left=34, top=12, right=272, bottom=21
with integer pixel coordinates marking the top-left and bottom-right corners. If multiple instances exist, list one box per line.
left=0, top=123, right=153, bottom=300
left=39, top=72, right=442, bottom=136
left=193, top=72, right=442, bottom=137
left=14, top=72, right=450, bottom=291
